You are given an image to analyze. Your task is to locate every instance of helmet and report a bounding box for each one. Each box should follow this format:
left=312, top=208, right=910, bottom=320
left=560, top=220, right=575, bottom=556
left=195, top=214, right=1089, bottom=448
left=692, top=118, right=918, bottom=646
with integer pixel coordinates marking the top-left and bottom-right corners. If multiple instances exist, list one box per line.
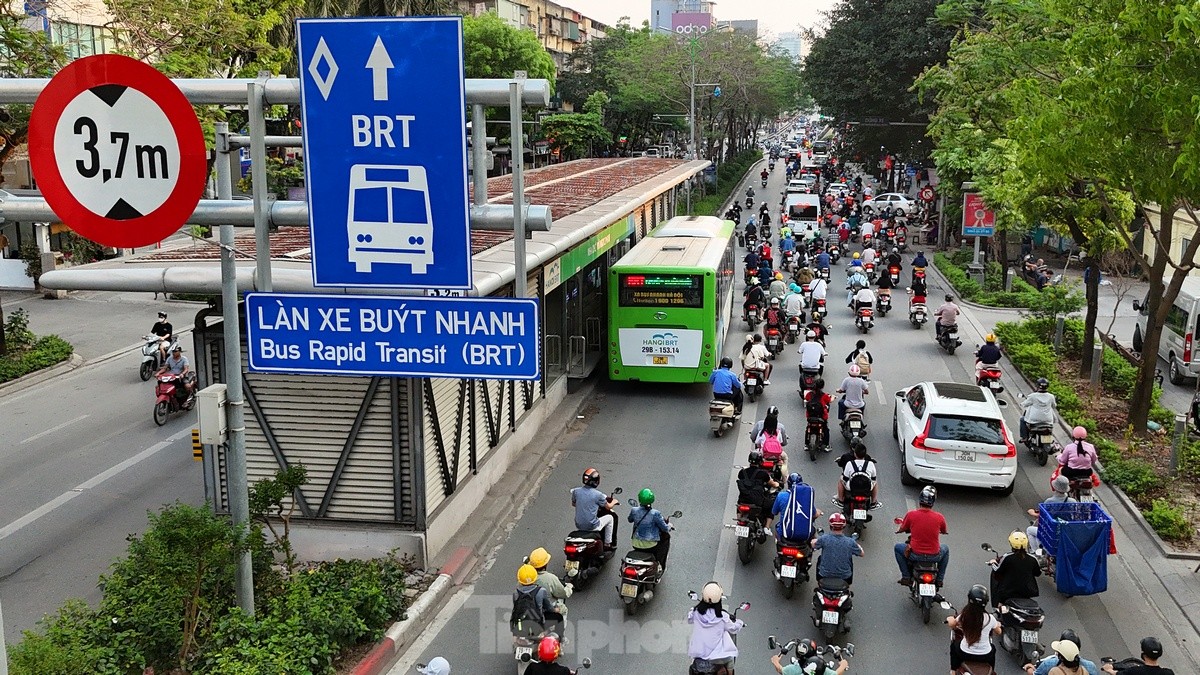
left=967, top=583, right=989, bottom=606
left=582, top=468, right=600, bottom=488
left=829, top=512, right=847, bottom=530
left=1036, top=377, right=1050, bottom=392
left=802, top=656, right=826, bottom=674
left=720, top=356, right=734, bottom=369
left=1072, top=426, right=1087, bottom=440
left=638, top=488, right=655, bottom=507
left=812, top=311, right=823, bottom=321
left=1008, top=531, right=1029, bottom=551
left=529, top=547, right=551, bottom=568
left=790, top=283, right=801, bottom=293
left=745, top=333, right=755, bottom=343
left=172, top=345, right=184, bottom=353
left=985, top=333, right=996, bottom=343
left=795, top=638, right=819, bottom=658
left=767, top=405, right=780, bottom=418
left=918, top=485, right=937, bottom=507
left=157, top=311, right=167, bottom=318
left=1140, top=636, right=1163, bottom=659
left=517, top=564, right=538, bottom=585
left=775, top=272, right=784, bottom=280
left=848, top=364, right=861, bottom=377
left=892, top=247, right=899, bottom=254
left=1059, top=629, right=1082, bottom=650
left=538, top=635, right=561, bottom=663
left=945, top=293, right=953, bottom=302
left=852, top=252, right=861, bottom=259
left=787, top=472, right=802, bottom=488
left=701, top=581, right=724, bottom=603
left=806, top=330, right=817, bottom=339
left=748, top=449, right=764, bottom=466
left=770, top=297, right=781, bottom=306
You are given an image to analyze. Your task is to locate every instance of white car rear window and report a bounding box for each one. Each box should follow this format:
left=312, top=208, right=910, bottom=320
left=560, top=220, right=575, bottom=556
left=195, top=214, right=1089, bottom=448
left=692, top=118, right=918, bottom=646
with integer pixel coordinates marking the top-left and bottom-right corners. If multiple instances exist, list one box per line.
left=928, top=415, right=1003, bottom=445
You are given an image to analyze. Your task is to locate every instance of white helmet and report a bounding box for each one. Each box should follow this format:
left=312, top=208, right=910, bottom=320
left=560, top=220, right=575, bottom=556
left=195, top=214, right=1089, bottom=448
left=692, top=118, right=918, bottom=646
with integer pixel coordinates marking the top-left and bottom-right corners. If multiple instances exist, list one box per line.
left=806, top=330, right=817, bottom=339
left=848, top=364, right=861, bottom=377
left=701, top=581, right=724, bottom=603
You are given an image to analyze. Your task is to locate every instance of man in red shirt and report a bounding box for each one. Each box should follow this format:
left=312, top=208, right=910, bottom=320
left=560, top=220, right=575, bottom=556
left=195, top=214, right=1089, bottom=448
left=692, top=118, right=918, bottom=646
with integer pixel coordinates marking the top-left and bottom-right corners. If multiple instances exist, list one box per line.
left=894, top=485, right=949, bottom=586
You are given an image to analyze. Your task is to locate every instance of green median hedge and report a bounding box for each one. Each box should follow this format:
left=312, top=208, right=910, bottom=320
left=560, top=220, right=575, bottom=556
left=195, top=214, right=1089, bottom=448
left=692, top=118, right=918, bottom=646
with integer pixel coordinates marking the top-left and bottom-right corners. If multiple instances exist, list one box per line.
left=934, top=251, right=1041, bottom=307
left=683, top=149, right=763, bottom=217
left=0, top=335, right=73, bottom=383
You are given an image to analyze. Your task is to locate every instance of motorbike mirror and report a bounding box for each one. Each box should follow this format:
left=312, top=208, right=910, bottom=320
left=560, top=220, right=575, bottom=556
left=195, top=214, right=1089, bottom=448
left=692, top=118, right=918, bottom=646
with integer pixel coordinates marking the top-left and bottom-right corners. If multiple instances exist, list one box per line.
left=768, top=635, right=778, bottom=650
left=1132, top=300, right=1142, bottom=312
left=687, top=590, right=699, bottom=601
left=816, top=646, right=826, bottom=655
left=844, top=643, right=856, bottom=657
left=580, top=658, right=592, bottom=669
left=997, top=399, right=1009, bottom=408
left=627, top=498, right=638, bottom=507
left=670, top=510, right=683, bottom=519
left=981, top=543, right=991, bottom=550
left=522, top=555, right=531, bottom=564
left=738, top=602, right=751, bottom=612
left=895, top=391, right=904, bottom=398
left=612, top=487, right=623, bottom=495
left=893, top=517, right=903, bottom=525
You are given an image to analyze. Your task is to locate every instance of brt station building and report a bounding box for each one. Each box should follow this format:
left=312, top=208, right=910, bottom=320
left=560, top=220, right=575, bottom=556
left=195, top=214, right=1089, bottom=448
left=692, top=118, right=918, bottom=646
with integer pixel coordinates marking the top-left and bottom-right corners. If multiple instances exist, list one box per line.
left=43, top=156, right=709, bottom=566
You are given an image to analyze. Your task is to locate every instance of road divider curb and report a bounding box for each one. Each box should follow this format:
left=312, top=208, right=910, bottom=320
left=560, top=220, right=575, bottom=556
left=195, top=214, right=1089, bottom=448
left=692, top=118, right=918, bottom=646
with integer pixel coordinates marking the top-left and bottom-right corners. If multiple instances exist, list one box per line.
left=353, top=572, right=455, bottom=675
left=0, top=352, right=82, bottom=395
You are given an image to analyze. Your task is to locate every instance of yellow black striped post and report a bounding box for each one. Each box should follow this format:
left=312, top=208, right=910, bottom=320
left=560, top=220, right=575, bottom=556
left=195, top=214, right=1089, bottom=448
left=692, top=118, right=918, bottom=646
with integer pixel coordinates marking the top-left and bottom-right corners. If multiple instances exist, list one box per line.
left=191, top=428, right=202, bottom=461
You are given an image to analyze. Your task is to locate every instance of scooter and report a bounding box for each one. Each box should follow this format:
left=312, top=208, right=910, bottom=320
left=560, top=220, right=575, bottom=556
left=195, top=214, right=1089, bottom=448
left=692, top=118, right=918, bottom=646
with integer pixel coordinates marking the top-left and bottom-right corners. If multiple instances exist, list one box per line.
left=804, top=414, right=826, bottom=461
left=938, top=324, right=961, bottom=354
left=812, top=572, right=853, bottom=638
left=761, top=178, right=768, bottom=188
left=896, top=524, right=942, bottom=624
left=909, top=300, right=928, bottom=328
left=1023, top=419, right=1057, bottom=466
left=896, top=230, right=908, bottom=252
left=765, top=327, right=784, bottom=359
left=617, top=504, right=682, bottom=615
left=153, top=373, right=195, bottom=426
left=786, top=315, right=803, bottom=344
left=841, top=408, right=866, bottom=443
left=838, top=488, right=875, bottom=538
left=768, top=638, right=855, bottom=673
left=687, top=592, right=750, bottom=675
left=774, top=538, right=813, bottom=599
left=976, top=361, right=1004, bottom=393
left=855, top=306, right=874, bottom=333
left=875, top=293, right=891, bottom=318
left=744, top=303, right=760, bottom=330
left=732, top=499, right=771, bottom=564
left=744, top=367, right=766, bottom=403
left=888, top=264, right=901, bottom=286
left=139, top=335, right=176, bottom=381
left=709, top=399, right=738, bottom=438
left=828, top=245, right=841, bottom=264
left=563, top=487, right=623, bottom=588
left=863, top=261, right=877, bottom=283
left=746, top=196, right=754, bottom=209
left=745, top=229, right=758, bottom=249
left=982, top=543, right=1045, bottom=666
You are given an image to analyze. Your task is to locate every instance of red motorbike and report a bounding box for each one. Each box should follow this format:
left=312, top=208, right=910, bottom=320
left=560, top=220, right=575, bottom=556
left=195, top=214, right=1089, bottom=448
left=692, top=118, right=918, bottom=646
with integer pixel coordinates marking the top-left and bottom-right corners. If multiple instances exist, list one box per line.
left=153, top=373, right=195, bottom=426
left=765, top=326, right=784, bottom=359
left=888, top=264, right=901, bottom=286
left=977, top=365, right=1004, bottom=393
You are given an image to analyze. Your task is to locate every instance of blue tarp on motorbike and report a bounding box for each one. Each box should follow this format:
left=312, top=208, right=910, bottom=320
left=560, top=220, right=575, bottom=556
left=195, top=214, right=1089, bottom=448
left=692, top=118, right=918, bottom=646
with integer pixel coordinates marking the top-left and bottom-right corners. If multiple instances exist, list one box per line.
left=1038, top=502, right=1111, bottom=595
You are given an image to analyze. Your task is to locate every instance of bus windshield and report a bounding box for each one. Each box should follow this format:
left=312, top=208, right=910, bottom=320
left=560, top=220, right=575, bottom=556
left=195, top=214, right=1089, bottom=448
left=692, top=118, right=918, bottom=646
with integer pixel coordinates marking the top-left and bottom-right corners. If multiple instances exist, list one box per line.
left=618, top=273, right=704, bottom=308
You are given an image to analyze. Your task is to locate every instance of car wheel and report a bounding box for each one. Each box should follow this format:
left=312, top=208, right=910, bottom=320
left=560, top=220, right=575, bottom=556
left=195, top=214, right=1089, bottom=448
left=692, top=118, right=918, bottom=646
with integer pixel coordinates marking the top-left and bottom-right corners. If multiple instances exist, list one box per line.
left=892, top=413, right=899, bottom=439
left=896, top=208, right=906, bottom=217
left=1169, top=356, right=1188, bottom=385
left=900, top=452, right=918, bottom=486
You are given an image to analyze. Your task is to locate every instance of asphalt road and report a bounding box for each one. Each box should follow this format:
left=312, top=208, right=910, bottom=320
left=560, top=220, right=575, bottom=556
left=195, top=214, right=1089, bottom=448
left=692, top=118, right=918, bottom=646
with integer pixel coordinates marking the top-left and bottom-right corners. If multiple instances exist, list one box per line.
left=0, top=344, right=200, bottom=642
left=390, top=161, right=1188, bottom=674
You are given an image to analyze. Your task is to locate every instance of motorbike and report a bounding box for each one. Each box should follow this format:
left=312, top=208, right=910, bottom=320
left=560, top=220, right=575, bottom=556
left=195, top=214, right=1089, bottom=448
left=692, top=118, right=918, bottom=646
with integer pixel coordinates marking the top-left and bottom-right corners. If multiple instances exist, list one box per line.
left=687, top=592, right=750, bottom=675
left=896, top=523, right=943, bottom=624
left=782, top=249, right=796, bottom=273
left=732, top=498, right=771, bottom=564
left=774, top=538, right=813, bottom=599
left=840, top=407, right=866, bottom=444
left=812, top=572, right=853, bottom=638
left=514, top=651, right=591, bottom=675
left=799, top=366, right=821, bottom=394
left=804, top=414, right=826, bottom=461
left=912, top=266, right=927, bottom=285
left=1101, top=657, right=1149, bottom=672
left=768, top=638, right=855, bottom=674
left=617, top=503, right=682, bottom=615
left=909, top=300, right=927, bottom=328
left=938, top=324, right=961, bottom=354
left=863, top=261, right=877, bottom=283
left=153, top=373, right=195, bottom=426
left=746, top=196, right=754, bottom=209
left=709, top=399, right=738, bottom=438
left=744, top=367, right=766, bottom=403
left=838, top=488, right=874, bottom=538
left=760, top=223, right=772, bottom=241
left=896, top=226, right=908, bottom=252
left=765, top=327, right=784, bottom=359
left=786, top=315, right=803, bottom=344
left=888, top=264, right=901, bottom=286
left=854, top=306, right=874, bottom=333
left=1023, top=419, right=1057, bottom=466
left=563, top=487, right=623, bottom=588
left=744, top=303, right=760, bottom=330
left=139, top=335, right=176, bottom=381
left=875, top=293, right=891, bottom=318
left=817, top=266, right=831, bottom=282
left=745, top=229, right=758, bottom=249
left=761, top=178, right=768, bottom=188
left=982, top=543, right=1046, bottom=666
left=1067, top=472, right=1098, bottom=502
left=828, top=245, right=841, bottom=264
left=861, top=232, right=872, bottom=248
left=976, top=361, right=1004, bottom=393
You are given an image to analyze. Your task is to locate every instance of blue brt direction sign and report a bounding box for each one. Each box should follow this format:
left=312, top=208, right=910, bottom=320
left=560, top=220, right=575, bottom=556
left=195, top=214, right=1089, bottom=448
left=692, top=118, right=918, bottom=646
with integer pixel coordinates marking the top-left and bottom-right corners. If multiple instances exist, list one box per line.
left=297, top=17, right=472, bottom=289
left=246, top=293, right=540, bottom=380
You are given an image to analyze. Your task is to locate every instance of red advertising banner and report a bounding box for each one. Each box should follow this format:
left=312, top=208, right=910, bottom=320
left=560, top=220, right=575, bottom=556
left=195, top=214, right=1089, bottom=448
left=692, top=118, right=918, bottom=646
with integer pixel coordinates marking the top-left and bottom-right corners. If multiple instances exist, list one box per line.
left=962, top=193, right=996, bottom=236
left=671, top=12, right=713, bottom=34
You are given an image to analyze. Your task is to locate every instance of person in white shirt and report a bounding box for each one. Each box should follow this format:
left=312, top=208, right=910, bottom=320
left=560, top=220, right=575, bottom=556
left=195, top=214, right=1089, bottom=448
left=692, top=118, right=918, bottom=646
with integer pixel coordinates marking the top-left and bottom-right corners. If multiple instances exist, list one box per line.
left=797, top=331, right=827, bottom=372
left=861, top=246, right=877, bottom=266
left=810, top=276, right=828, bottom=303
left=946, top=585, right=1002, bottom=673
left=783, top=286, right=806, bottom=321
left=740, top=333, right=773, bottom=385
left=1019, top=377, right=1058, bottom=442
left=853, top=287, right=876, bottom=314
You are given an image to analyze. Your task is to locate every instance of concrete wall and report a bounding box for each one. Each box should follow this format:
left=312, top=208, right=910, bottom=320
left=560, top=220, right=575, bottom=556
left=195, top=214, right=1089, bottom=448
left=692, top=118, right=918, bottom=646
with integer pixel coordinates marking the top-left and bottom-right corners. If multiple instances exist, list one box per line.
left=1141, top=204, right=1200, bottom=279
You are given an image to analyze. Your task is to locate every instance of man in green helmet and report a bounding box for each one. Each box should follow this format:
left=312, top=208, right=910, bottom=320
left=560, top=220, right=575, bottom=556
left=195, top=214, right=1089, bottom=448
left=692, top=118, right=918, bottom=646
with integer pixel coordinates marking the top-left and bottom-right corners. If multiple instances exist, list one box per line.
left=627, top=488, right=673, bottom=572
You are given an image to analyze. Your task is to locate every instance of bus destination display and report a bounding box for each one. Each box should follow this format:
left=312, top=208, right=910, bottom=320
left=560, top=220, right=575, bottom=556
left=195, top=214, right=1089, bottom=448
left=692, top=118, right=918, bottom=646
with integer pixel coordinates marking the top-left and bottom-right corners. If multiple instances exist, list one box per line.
left=618, top=273, right=703, bottom=308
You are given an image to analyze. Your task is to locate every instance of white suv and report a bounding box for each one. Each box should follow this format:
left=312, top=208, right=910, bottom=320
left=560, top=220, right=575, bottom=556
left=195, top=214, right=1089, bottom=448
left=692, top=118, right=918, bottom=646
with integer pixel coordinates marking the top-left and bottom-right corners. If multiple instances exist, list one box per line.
left=893, top=382, right=1016, bottom=495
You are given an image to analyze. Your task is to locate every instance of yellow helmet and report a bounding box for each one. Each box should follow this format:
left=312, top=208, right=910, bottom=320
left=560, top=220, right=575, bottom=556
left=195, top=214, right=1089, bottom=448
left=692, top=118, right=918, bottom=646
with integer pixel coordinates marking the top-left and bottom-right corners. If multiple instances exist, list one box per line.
left=852, top=252, right=860, bottom=259
left=1008, top=531, right=1029, bottom=551
left=529, top=547, right=551, bottom=569
left=985, top=333, right=996, bottom=343
left=517, top=563, right=538, bottom=585
left=775, top=272, right=784, bottom=280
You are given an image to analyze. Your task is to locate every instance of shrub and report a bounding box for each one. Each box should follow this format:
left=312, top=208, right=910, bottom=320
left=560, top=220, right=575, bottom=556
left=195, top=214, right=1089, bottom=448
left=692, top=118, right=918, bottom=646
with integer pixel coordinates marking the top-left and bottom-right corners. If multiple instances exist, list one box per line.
left=0, top=335, right=74, bottom=383
left=1178, top=440, right=1200, bottom=481
left=1143, top=499, right=1193, bottom=541
left=1101, top=456, right=1163, bottom=501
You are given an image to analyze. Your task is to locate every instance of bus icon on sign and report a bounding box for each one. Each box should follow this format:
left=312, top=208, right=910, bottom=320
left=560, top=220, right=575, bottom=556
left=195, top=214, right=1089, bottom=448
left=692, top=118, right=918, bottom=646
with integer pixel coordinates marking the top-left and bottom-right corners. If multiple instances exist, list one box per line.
left=347, top=164, right=434, bottom=274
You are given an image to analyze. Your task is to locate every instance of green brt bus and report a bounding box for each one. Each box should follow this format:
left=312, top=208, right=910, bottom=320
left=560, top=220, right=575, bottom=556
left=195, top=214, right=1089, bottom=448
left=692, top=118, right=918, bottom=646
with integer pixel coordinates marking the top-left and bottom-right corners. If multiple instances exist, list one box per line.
left=608, top=215, right=737, bottom=383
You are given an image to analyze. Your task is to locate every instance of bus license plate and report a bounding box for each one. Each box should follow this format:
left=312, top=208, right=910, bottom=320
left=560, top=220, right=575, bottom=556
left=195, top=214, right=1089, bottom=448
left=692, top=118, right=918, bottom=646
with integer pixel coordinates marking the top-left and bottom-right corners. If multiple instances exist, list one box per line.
left=822, top=610, right=839, bottom=625
left=853, top=509, right=867, bottom=520
left=956, top=451, right=975, bottom=462
left=515, top=646, right=533, bottom=660
left=564, top=560, right=579, bottom=572
left=1021, top=630, right=1038, bottom=643
left=919, top=583, right=937, bottom=597
left=652, top=356, right=668, bottom=365
left=781, top=564, right=797, bottom=579
left=620, top=583, right=639, bottom=598
left=735, top=525, right=750, bottom=538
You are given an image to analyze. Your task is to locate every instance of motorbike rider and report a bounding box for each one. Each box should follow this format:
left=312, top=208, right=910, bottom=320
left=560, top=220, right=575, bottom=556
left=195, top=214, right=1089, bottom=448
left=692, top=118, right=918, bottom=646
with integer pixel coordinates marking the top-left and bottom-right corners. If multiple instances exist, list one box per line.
left=945, top=585, right=1002, bottom=674
left=836, top=364, right=869, bottom=423
left=934, top=294, right=961, bottom=343
left=813, top=513, right=864, bottom=584
left=753, top=406, right=791, bottom=477
left=769, top=272, right=788, bottom=301
left=783, top=283, right=807, bottom=324
left=711, top=357, right=745, bottom=416
left=764, top=297, right=787, bottom=342
left=851, top=284, right=876, bottom=318
left=745, top=281, right=767, bottom=320
left=1027, top=630, right=1100, bottom=675
left=804, top=378, right=833, bottom=447
left=798, top=329, right=827, bottom=375
left=809, top=273, right=829, bottom=308
left=835, top=438, right=878, bottom=506
left=741, top=333, right=773, bottom=385
left=814, top=247, right=831, bottom=274
left=779, top=230, right=797, bottom=262
left=846, top=268, right=869, bottom=307
left=1058, top=426, right=1098, bottom=481
left=989, top=531, right=1041, bottom=607
left=524, top=636, right=577, bottom=675
left=158, top=345, right=195, bottom=398
left=417, top=657, right=451, bottom=675
left=886, top=247, right=903, bottom=269
left=876, top=263, right=896, bottom=300
left=845, top=339, right=873, bottom=380
left=688, top=581, right=743, bottom=674
left=908, top=276, right=928, bottom=308
left=1100, top=637, right=1174, bottom=675
left=1020, top=378, right=1059, bottom=442
left=861, top=243, right=877, bottom=267
left=512, top=564, right=558, bottom=637
left=628, top=488, right=673, bottom=570
left=773, top=472, right=821, bottom=544
left=758, top=258, right=774, bottom=286
left=848, top=251, right=864, bottom=271
left=738, top=449, right=780, bottom=529
left=894, top=485, right=950, bottom=587
left=571, top=468, right=618, bottom=550
left=807, top=312, right=829, bottom=347
left=748, top=186, right=757, bottom=200
left=528, top=547, right=572, bottom=629
left=1025, top=475, right=1078, bottom=546
left=976, top=333, right=1003, bottom=376
left=743, top=249, right=761, bottom=274
left=151, top=311, right=173, bottom=360
left=772, top=650, right=849, bottom=675
left=761, top=168, right=769, bottom=182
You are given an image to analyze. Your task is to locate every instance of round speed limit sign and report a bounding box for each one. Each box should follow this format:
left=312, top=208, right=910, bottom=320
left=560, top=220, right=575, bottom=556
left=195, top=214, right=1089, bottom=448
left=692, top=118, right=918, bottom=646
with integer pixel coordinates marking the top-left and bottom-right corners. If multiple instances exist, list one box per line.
left=28, top=54, right=206, bottom=248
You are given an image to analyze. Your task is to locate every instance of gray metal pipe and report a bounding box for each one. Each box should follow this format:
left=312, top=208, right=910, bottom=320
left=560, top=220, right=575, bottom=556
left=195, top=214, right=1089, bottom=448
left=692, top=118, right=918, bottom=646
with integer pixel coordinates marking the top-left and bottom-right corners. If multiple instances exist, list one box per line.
left=228, top=135, right=303, bottom=149
left=0, top=77, right=550, bottom=107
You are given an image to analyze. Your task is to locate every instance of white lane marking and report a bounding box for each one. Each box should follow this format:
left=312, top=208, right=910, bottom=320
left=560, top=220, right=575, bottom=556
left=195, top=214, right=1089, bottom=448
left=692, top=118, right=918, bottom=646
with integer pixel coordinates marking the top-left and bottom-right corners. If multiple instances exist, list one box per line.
left=712, top=413, right=756, bottom=597
left=19, top=414, right=90, bottom=445
left=0, top=426, right=191, bottom=542
left=875, top=381, right=887, bottom=406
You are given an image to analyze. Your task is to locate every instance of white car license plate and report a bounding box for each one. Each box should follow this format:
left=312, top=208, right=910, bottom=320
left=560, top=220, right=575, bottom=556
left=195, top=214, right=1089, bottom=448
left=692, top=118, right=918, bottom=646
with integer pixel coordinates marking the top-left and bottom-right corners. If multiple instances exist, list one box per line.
left=852, top=509, right=867, bottom=520
left=515, top=646, right=533, bottom=660
left=746, top=378, right=758, bottom=387
left=956, top=450, right=975, bottom=462
left=781, top=564, right=797, bottom=579
left=735, top=525, right=750, bottom=538
left=564, top=560, right=579, bottom=572
left=620, top=583, right=638, bottom=598
left=822, top=610, right=839, bottom=625
left=1021, top=630, right=1038, bottom=643
left=918, top=583, right=937, bottom=597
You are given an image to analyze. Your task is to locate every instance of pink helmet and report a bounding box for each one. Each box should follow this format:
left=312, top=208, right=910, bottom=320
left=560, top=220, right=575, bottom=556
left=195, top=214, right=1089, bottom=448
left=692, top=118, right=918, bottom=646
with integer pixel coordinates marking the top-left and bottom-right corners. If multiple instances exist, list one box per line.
left=1072, top=426, right=1087, bottom=440
left=848, top=364, right=861, bottom=377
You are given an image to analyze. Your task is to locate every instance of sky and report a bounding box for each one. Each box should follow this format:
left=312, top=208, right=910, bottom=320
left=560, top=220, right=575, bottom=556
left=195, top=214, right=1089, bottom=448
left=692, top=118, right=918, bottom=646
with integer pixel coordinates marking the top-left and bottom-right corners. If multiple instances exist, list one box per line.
left=567, top=0, right=840, bottom=41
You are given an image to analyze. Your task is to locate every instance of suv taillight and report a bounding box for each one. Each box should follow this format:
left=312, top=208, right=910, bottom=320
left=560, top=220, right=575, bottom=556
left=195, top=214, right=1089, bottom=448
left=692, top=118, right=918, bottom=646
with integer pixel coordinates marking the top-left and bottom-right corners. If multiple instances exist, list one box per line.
left=912, top=418, right=939, bottom=452
left=990, top=424, right=1017, bottom=459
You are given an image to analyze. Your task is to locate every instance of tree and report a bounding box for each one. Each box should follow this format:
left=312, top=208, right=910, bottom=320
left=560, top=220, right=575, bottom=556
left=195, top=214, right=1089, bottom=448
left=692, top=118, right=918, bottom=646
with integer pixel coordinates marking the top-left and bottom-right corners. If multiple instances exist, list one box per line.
left=540, top=92, right=611, bottom=160
left=462, top=12, right=555, bottom=83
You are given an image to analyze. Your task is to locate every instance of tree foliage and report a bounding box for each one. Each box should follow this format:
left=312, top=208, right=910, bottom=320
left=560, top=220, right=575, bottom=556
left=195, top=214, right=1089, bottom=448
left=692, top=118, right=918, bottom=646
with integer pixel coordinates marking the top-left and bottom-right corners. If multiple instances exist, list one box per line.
left=462, top=11, right=555, bottom=84
left=541, top=92, right=612, bottom=161
left=0, top=7, right=66, bottom=181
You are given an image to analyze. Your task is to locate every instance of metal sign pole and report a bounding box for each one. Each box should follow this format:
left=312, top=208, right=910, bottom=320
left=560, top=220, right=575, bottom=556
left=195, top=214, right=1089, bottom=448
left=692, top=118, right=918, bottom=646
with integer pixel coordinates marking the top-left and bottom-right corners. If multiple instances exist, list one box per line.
left=214, top=121, right=256, bottom=615
left=510, top=77, right=527, bottom=299
left=248, top=82, right=272, bottom=292
left=471, top=103, right=488, bottom=208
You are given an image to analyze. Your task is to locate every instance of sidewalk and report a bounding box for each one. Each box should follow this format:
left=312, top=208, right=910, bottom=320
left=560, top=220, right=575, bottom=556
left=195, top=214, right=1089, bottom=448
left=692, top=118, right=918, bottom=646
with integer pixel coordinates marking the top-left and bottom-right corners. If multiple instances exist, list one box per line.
left=1, top=289, right=204, bottom=363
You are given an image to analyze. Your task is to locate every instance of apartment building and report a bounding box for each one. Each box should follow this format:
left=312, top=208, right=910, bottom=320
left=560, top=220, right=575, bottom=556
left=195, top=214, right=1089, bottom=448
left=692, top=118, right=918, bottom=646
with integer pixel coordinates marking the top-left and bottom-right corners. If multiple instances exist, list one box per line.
left=457, top=0, right=609, bottom=71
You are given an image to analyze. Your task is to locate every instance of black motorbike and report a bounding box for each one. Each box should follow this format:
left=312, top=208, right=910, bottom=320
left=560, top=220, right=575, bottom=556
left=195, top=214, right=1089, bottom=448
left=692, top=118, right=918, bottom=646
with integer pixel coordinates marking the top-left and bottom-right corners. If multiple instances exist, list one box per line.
left=840, top=407, right=866, bottom=444
left=774, top=538, right=813, bottom=599
left=812, top=575, right=853, bottom=638
left=768, top=638, right=855, bottom=674
left=1023, top=419, right=1057, bottom=467
left=982, top=543, right=1045, bottom=666
left=562, top=487, right=622, bottom=588
left=937, top=323, right=961, bottom=354
left=617, top=503, right=682, bottom=615
left=733, top=498, right=771, bottom=564
left=744, top=367, right=766, bottom=403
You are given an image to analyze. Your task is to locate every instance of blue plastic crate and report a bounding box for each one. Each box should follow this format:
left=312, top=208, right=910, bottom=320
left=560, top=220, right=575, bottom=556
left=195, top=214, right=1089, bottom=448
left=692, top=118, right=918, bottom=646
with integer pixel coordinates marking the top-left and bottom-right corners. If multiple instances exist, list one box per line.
left=1036, top=501, right=1111, bottom=558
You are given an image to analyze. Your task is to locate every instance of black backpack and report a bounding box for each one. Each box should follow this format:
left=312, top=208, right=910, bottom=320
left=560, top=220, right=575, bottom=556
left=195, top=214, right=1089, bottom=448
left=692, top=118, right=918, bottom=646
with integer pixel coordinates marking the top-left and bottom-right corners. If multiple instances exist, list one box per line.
left=846, top=459, right=874, bottom=493
left=510, top=587, right=545, bottom=634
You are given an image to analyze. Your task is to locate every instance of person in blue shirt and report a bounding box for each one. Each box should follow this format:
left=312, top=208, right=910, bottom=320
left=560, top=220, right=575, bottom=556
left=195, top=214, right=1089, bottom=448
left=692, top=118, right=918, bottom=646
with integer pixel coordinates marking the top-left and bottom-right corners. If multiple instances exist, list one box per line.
left=628, top=488, right=673, bottom=571
left=813, top=513, right=863, bottom=584
left=815, top=250, right=831, bottom=271
left=571, top=467, right=618, bottom=548
left=758, top=260, right=774, bottom=284
left=773, top=473, right=819, bottom=542
left=710, top=357, right=744, bottom=415
left=779, top=235, right=796, bottom=255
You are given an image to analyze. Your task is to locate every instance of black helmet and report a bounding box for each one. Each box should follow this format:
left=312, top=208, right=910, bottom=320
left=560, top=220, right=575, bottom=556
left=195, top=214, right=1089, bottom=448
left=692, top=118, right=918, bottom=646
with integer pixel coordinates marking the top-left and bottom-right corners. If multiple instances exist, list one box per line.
left=918, top=485, right=937, bottom=507
left=802, top=656, right=826, bottom=674
left=1058, top=629, right=1081, bottom=650
left=967, top=584, right=989, bottom=606
left=748, top=450, right=764, bottom=466
left=720, top=357, right=733, bottom=369
left=945, top=293, right=953, bottom=302
left=1036, top=377, right=1050, bottom=392
left=766, top=405, right=780, bottom=418
left=582, top=467, right=600, bottom=488
left=1140, top=637, right=1163, bottom=659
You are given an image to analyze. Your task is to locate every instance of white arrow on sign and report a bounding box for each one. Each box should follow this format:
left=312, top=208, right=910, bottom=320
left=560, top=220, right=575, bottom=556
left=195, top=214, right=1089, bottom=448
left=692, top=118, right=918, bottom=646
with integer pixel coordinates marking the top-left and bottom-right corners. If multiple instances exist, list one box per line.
left=366, top=36, right=394, bottom=102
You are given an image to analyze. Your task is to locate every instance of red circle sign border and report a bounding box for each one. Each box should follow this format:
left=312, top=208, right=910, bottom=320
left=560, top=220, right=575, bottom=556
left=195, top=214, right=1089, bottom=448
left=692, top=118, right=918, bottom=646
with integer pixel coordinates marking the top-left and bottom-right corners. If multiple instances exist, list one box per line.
left=28, top=54, right=207, bottom=249
left=919, top=187, right=936, bottom=203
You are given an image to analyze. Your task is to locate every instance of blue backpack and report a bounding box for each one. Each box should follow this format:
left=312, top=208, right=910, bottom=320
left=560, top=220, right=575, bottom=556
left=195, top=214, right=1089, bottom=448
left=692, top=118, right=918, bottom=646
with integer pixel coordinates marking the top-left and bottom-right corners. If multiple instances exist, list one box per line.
left=778, top=484, right=815, bottom=541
